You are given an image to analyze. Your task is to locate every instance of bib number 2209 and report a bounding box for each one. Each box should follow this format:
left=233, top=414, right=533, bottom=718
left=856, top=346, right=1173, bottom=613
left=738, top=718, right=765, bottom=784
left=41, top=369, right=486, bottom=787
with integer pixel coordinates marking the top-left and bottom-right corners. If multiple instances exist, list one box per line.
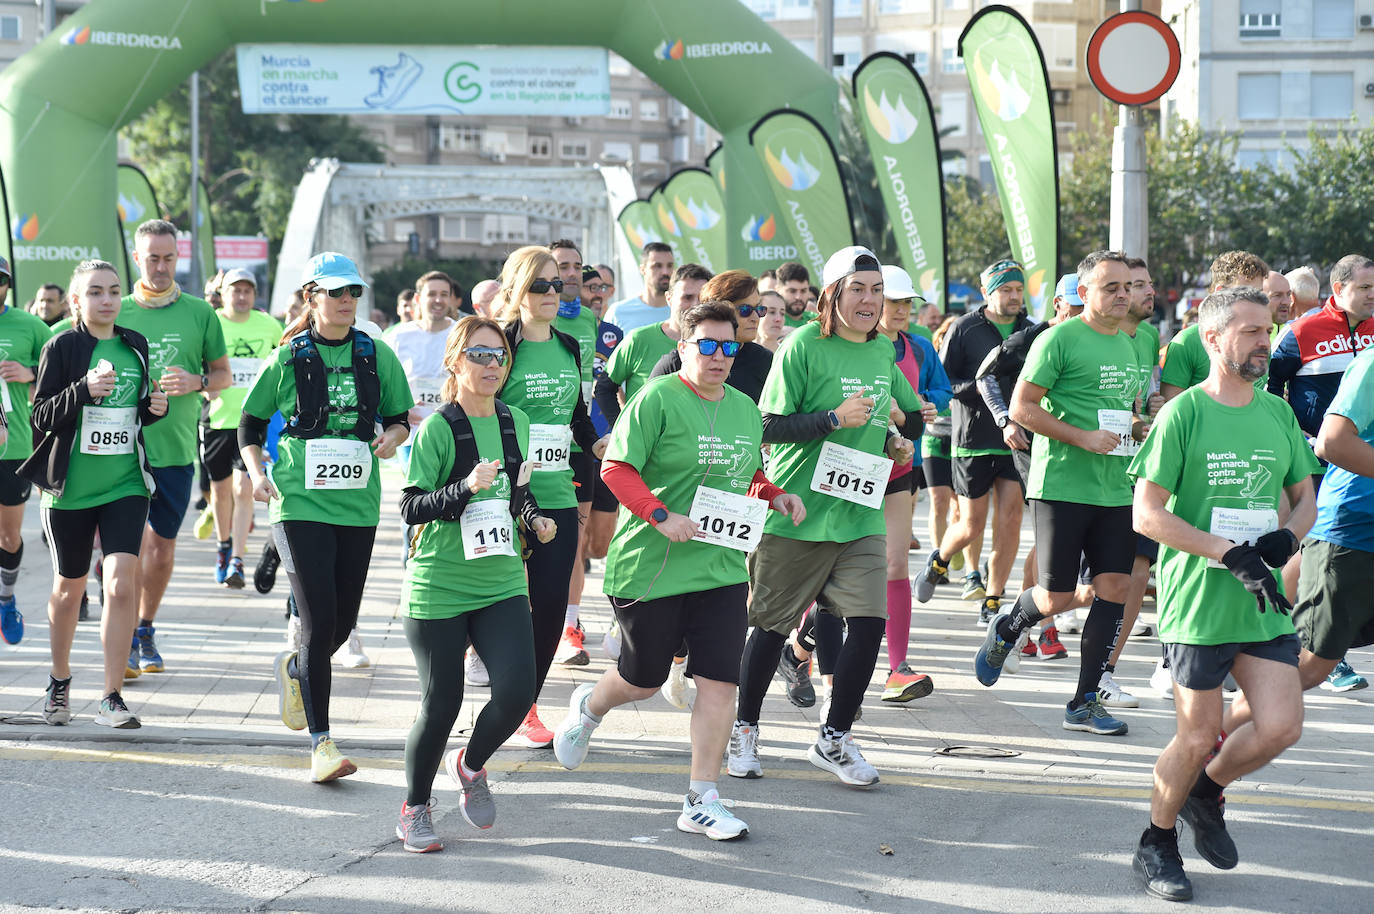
left=304, top=440, right=371, bottom=490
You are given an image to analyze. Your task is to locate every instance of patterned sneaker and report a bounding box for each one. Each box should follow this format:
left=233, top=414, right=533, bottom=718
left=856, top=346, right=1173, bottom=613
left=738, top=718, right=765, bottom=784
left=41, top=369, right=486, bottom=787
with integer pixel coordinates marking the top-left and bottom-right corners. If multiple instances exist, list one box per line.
left=396, top=798, right=443, bottom=853
left=1038, top=625, right=1069, bottom=659
left=881, top=662, right=933, bottom=703
left=972, top=612, right=1015, bottom=687
left=223, top=557, right=245, bottom=590
left=978, top=595, right=1001, bottom=627
left=446, top=746, right=496, bottom=829
left=727, top=721, right=762, bottom=779
left=775, top=645, right=816, bottom=708
left=310, top=736, right=357, bottom=782
left=509, top=704, right=553, bottom=749
left=555, top=625, right=590, bottom=666
left=274, top=650, right=307, bottom=731
left=213, top=543, right=231, bottom=583
left=915, top=550, right=949, bottom=603
left=808, top=733, right=879, bottom=787
left=960, top=571, right=986, bottom=601
left=677, top=789, right=749, bottom=840
left=0, top=596, right=22, bottom=645
left=135, top=625, right=164, bottom=673
left=660, top=658, right=692, bottom=709
left=44, top=676, right=72, bottom=725
left=1320, top=658, right=1369, bottom=692
left=1063, top=692, right=1129, bottom=736
left=94, top=691, right=141, bottom=729
left=1098, top=672, right=1140, bottom=708
left=124, top=637, right=141, bottom=680
left=552, top=683, right=598, bottom=769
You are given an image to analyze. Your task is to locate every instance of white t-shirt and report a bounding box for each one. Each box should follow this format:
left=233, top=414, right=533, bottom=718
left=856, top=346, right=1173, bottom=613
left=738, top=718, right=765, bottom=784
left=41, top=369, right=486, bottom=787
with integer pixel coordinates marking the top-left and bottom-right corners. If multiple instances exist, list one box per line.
left=602, top=296, right=669, bottom=335
left=388, top=320, right=453, bottom=418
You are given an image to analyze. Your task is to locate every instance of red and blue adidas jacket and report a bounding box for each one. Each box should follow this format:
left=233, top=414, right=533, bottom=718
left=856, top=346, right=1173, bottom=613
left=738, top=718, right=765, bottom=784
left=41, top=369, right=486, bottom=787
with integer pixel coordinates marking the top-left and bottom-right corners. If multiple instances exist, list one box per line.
left=1268, top=297, right=1374, bottom=436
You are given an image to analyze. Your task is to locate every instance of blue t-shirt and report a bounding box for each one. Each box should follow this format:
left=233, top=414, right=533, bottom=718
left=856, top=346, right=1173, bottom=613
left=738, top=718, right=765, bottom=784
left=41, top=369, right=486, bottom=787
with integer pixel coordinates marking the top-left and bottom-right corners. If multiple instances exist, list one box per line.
left=590, top=319, right=624, bottom=437
left=1308, top=348, right=1374, bottom=552
left=602, top=296, right=668, bottom=335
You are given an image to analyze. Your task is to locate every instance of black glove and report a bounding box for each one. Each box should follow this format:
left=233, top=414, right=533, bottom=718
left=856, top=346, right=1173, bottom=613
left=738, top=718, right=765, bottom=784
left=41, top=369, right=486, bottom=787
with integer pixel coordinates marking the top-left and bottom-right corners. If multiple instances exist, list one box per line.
left=1254, top=528, right=1298, bottom=568
left=1222, top=544, right=1292, bottom=615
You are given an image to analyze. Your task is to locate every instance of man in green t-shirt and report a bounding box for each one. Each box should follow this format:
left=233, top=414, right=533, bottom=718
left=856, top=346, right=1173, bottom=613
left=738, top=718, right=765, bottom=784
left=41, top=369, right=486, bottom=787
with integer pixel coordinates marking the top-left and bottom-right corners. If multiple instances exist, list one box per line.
left=976, top=251, right=1142, bottom=737
left=1126, top=286, right=1316, bottom=903
left=120, top=220, right=231, bottom=674
left=777, top=261, right=817, bottom=329
left=202, top=268, right=281, bottom=589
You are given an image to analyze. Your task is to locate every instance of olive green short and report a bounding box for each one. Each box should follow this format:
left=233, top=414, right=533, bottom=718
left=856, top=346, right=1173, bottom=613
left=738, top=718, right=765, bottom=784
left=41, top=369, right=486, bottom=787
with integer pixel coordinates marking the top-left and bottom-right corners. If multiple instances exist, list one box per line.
left=1294, top=538, right=1374, bottom=659
left=746, top=533, right=887, bottom=635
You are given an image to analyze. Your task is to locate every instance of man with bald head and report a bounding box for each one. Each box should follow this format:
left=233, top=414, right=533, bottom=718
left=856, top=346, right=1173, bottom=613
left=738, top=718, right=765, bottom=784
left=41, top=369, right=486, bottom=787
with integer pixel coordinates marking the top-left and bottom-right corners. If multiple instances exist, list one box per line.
left=470, top=279, right=500, bottom=318
left=1262, top=271, right=1293, bottom=340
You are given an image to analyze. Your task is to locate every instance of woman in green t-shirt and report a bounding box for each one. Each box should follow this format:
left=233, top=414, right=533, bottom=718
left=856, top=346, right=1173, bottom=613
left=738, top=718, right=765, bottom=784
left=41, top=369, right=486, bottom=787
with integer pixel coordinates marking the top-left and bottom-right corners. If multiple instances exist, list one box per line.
left=490, top=246, right=606, bottom=749
left=25, top=260, right=167, bottom=730
left=239, top=252, right=413, bottom=785
left=394, top=315, right=556, bottom=853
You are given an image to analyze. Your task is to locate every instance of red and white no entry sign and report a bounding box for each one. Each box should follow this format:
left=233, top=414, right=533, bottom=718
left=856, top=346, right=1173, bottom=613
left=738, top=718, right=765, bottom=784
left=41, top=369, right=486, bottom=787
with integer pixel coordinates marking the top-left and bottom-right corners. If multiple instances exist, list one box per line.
left=1086, top=11, right=1181, bottom=106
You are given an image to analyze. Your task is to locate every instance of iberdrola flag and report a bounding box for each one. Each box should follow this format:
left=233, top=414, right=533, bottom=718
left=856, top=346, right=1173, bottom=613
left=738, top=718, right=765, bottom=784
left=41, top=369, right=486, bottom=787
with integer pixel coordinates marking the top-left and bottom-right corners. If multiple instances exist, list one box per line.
left=959, top=6, right=1059, bottom=319
left=648, top=183, right=687, bottom=267
left=116, top=164, right=162, bottom=289
left=616, top=200, right=664, bottom=255
left=664, top=167, right=728, bottom=274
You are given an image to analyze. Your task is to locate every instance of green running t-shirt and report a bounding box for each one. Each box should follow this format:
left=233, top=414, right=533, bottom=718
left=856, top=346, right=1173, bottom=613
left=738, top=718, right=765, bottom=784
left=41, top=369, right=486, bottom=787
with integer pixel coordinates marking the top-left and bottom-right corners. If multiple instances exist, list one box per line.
left=0, top=306, right=53, bottom=459
left=209, top=309, right=283, bottom=431
left=500, top=337, right=581, bottom=510
left=604, top=323, right=677, bottom=401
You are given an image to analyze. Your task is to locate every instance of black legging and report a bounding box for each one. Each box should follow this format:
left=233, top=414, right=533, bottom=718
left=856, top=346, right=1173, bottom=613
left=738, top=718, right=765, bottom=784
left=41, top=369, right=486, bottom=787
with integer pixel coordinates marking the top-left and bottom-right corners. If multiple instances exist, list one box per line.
left=738, top=615, right=885, bottom=732
left=403, top=596, right=536, bottom=806
left=797, top=606, right=844, bottom=677
left=524, top=505, right=581, bottom=698
left=279, top=520, right=376, bottom=733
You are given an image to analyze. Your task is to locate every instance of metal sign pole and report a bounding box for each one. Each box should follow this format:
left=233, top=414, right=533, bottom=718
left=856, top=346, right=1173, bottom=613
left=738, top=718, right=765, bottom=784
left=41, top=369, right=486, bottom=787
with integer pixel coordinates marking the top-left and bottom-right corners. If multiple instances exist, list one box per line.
left=1108, top=0, right=1147, bottom=261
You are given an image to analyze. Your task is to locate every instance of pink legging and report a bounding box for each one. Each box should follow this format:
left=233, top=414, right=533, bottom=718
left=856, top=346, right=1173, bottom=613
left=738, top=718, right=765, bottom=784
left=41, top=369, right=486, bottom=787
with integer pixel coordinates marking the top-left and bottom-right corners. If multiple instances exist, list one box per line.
left=885, top=579, right=912, bottom=671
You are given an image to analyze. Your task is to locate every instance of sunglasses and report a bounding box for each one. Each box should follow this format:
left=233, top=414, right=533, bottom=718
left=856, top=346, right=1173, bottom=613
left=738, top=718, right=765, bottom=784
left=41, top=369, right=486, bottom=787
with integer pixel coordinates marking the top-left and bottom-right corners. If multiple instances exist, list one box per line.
left=318, top=284, right=364, bottom=299
left=463, top=346, right=508, bottom=367
left=529, top=279, right=565, bottom=294
left=688, top=338, right=741, bottom=357
left=738, top=304, right=769, bottom=317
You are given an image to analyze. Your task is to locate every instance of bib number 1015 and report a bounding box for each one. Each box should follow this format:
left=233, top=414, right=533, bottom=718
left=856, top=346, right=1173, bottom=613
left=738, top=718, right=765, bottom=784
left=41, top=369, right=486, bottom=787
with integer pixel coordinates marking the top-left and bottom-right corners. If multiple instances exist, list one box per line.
left=821, top=469, right=875, bottom=498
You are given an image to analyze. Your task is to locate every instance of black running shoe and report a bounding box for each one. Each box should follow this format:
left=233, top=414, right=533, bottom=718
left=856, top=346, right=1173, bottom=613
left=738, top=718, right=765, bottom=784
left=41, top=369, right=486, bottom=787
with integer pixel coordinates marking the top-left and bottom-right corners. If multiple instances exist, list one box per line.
left=1133, top=829, right=1192, bottom=901
left=1179, top=794, right=1238, bottom=869
left=254, top=541, right=280, bottom=595
left=776, top=645, right=816, bottom=708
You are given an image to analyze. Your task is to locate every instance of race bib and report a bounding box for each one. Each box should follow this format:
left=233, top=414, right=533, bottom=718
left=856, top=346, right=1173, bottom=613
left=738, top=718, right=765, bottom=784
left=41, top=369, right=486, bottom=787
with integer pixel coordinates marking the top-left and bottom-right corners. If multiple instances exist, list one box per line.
left=411, top=377, right=445, bottom=412
left=1097, top=409, right=1136, bottom=457
left=689, top=485, right=768, bottom=553
left=0, top=380, right=11, bottom=414
left=1207, top=506, right=1279, bottom=569
left=460, top=498, right=516, bottom=559
left=79, top=406, right=136, bottom=455
left=229, top=357, right=262, bottom=389
left=304, top=439, right=371, bottom=490
left=581, top=380, right=593, bottom=409
left=528, top=424, right=573, bottom=472
left=810, top=441, right=892, bottom=509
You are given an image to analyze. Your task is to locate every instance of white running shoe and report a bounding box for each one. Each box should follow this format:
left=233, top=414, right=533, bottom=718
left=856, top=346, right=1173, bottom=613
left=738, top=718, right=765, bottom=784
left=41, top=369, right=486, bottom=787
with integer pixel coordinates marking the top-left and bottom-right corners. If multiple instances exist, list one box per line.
left=552, top=683, right=598, bottom=770
left=1057, top=608, right=1082, bottom=634
left=1003, top=630, right=1028, bottom=674
left=1150, top=659, right=1174, bottom=700
left=726, top=721, right=762, bottom=779
left=808, top=733, right=879, bottom=787
left=465, top=650, right=489, bottom=687
left=340, top=629, right=370, bottom=668
left=818, top=687, right=863, bottom=725
left=1098, top=672, right=1140, bottom=708
left=1131, top=618, right=1153, bottom=637
left=677, top=789, right=748, bottom=840
left=285, top=615, right=302, bottom=652
left=660, top=660, right=691, bottom=709
left=601, top=622, right=621, bottom=660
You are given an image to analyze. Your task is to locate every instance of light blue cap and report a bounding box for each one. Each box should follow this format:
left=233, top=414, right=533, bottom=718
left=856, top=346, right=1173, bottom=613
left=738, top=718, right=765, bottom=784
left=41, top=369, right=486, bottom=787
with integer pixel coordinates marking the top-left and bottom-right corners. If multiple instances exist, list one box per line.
left=1054, top=272, right=1084, bottom=308
left=301, top=252, right=367, bottom=291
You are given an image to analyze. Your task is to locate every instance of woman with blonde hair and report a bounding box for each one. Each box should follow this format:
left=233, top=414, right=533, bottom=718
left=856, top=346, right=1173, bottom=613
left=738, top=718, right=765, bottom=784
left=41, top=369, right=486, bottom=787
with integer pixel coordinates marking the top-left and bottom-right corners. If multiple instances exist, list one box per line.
left=393, top=314, right=555, bottom=852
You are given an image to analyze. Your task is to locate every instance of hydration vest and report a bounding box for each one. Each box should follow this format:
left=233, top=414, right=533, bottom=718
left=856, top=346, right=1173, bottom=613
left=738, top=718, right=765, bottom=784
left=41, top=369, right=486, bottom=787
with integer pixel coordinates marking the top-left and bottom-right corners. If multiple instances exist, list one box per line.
left=436, top=400, right=529, bottom=524
left=284, top=329, right=381, bottom=441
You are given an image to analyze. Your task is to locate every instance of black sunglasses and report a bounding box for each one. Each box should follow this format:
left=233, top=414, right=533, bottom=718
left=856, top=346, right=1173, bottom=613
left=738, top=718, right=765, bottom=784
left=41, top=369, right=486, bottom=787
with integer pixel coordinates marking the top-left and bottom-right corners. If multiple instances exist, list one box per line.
left=318, top=284, right=364, bottom=299
left=529, top=279, right=565, bottom=294
left=738, top=304, right=769, bottom=317
left=688, top=338, right=740, bottom=357
left=463, top=346, right=508, bottom=367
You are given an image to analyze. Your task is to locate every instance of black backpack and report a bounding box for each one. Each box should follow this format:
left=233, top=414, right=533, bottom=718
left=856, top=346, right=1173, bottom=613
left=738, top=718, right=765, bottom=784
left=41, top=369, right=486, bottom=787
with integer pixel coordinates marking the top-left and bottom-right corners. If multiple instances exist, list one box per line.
left=435, top=400, right=530, bottom=526
left=284, top=329, right=381, bottom=441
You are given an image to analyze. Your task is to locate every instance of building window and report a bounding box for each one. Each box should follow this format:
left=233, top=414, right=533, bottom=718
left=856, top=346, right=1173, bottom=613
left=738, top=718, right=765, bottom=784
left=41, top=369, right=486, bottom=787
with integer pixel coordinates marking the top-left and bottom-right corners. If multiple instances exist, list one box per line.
left=529, top=135, right=552, bottom=158
left=885, top=31, right=931, bottom=74
left=1313, top=0, right=1353, bottom=38
left=601, top=140, right=633, bottom=162
left=559, top=138, right=590, bottom=159
left=833, top=36, right=864, bottom=78
left=1237, top=148, right=1281, bottom=170
left=608, top=98, right=632, bottom=120
left=944, top=0, right=968, bottom=9
left=1237, top=72, right=1280, bottom=119
left=1311, top=71, right=1354, bottom=118
left=742, top=0, right=778, bottom=18
left=391, top=131, right=416, bottom=153
left=672, top=136, right=691, bottom=162
left=879, top=0, right=929, bottom=12
left=639, top=142, right=662, bottom=163
left=779, top=0, right=813, bottom=19
left=942, top=30, right=964, bottom=73
left=639, top=99, right=661, bottom=121
left=835, top=0, right=864, bottom=16
left=393, top=220, right=416, bottom=244
left=0, top=16, right=20, bottom=41
left=439, top=125, right=482, bottom=153
left=940, top=91, right=968, bottom=136
left=695, top=116, right=708, bottom=144
left=1034, top=23, right=1078, bottom=71
left=607, top=53, right=633, bottom=77
left=1239, top=10, right=1281, bottom=38
left=441, top=216, right=484, bottom=242
left=790, top=37, right=816, bottom=59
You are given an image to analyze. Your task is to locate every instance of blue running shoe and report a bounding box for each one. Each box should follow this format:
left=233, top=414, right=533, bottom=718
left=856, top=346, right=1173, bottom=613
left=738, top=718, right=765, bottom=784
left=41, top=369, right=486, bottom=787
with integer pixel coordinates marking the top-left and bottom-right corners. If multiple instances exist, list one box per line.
left=1063, top=692, right=1129, bottom=735
left=125, top=636, right=141, bottom=680
left=0, top=596, right=22, bottom=645
left=136, top=625, right=164, bottom=673
left=973, top=612, right=1015, bottom=687
left=214, top=544, right=231, bottom=584
left=1320, top=658, right=1368, bottom=693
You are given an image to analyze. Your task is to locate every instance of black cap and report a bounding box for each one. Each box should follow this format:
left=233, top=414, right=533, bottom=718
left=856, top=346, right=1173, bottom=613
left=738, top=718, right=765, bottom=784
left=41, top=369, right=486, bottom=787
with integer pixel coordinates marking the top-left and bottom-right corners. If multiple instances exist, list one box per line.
left=581, top=264, right=601, bottom=282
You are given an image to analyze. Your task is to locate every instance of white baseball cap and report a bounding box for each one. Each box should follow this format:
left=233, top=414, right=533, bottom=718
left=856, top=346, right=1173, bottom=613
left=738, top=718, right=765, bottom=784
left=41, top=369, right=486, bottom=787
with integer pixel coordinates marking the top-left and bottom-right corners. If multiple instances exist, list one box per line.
left=821, top=245, right=882, bottom=288
left=222, top=267, right=257, bottom=289
left=881, top=264, right=920, bottom=301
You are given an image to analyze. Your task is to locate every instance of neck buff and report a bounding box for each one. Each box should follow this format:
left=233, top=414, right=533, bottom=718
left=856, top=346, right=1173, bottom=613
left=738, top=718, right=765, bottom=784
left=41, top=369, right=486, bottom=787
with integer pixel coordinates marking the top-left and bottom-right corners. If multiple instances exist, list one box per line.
left=557, top=296, right=582, bottom=319
left=133, top=278, right=181, bottom=308
left=980, top=260, right=1024, bottom=295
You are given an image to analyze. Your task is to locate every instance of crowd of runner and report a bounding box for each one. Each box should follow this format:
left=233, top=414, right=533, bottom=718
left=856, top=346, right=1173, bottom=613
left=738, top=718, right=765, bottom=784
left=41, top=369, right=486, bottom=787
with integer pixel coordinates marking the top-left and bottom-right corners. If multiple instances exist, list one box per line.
left=3, top=221, right=1371, bottom=903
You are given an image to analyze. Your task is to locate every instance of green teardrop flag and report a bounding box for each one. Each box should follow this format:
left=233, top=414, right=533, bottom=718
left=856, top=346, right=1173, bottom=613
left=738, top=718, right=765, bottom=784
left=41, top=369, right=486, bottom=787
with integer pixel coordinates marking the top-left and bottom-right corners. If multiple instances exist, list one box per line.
left=116, top=163, right=161, bottom=287
left=617, top=200, right=664, bottom=256
left=648, top=185, right=686, bottom=267
left=663, top=167, right=727, bottom=273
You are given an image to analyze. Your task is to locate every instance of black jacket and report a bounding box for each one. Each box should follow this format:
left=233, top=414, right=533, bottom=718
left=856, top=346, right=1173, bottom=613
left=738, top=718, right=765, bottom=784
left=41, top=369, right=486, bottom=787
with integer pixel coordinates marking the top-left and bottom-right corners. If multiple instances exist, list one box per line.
left=500, top=319, right=600, bottom=453
left=941, top=306, right=1033, bottom=452
left=646, top=340, right=774, bottom=404
left=20, top=325, right=163, bottom=498
left=974, top=319, right=1055, bottom=427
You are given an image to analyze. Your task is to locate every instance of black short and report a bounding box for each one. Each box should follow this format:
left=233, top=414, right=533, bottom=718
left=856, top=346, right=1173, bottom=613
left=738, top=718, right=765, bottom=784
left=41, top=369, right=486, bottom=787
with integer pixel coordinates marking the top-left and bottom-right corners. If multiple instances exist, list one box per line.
left=591, top=459, right=620, bottom=513
left=609, top=582, right=748, bottom=688
left=42, top=495, right=149, bottom=578
left=1163, top=634, right=1300, bottom=691
left=200, top=427, right=245, bottom=481
left=571, top=450, right=595, bottom=504
left=921, top=455, right=952, bottom=490
left=0, top=460, right=33, bottom=506
left=1032, top=499, right=1134, bottom=592
left=953, top=453, right=1023, bottom=500
left=884, top=470, right=920, bottom=496
left=1136, top=533, right=1159, bottom=565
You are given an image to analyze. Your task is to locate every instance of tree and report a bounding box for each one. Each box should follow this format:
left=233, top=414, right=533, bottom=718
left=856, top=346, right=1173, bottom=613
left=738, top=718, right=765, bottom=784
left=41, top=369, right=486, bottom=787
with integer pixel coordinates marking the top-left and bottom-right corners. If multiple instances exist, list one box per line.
left=943, top=176, right=1013, bottom=290
left=369, top=255, right=504, bottom=323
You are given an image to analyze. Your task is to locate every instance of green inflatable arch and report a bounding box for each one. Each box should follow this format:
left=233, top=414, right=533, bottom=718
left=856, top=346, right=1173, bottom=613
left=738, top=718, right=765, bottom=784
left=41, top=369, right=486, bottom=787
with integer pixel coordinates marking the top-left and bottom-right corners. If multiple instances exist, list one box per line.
left=0, top=0, right=842, bottom=291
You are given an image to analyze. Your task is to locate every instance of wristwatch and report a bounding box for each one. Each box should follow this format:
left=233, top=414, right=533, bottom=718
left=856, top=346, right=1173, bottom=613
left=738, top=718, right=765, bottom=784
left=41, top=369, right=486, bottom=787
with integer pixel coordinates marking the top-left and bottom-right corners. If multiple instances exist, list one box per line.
left=827, top=410, right=841, bottom=430
left=200, top=373, right=210, bottom=391
left=650, top=507, right=669, bottom=526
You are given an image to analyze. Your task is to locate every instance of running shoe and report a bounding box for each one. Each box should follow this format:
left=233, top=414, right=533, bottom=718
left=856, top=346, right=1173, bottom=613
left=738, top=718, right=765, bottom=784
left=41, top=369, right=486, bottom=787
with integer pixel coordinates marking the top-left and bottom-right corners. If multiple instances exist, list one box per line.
left=808, top=733, right=879, bottom=787
left=510, top=704, right=553, bottom=749
left=1057, top=607, right=1082, bottom=634
left=960, top=571, right=986, bottom=602
left=881, top=663, right=934, bottom=703
left=948, top=551, right=964, bottom=573
left=552, top=683, right=597, bottom=769
left=125, top=638, right=141, bottom=680
left=776, top=645, right=816, bottom=708
left=194, top=507, right=215, bottom=540
left=601, top=622, right=621, bottom=660
left=339, top=629, right=370, bottom=668
left=254, top=541, right=280, bottom=594
left=135, top=625, right=164, bottom=673
left=214, top=543, right=231, bottom=584
left=0, top=596, right=21, bottom=645
left=818, top=687, right=863, bottom=724
left=396, top=798, right=442, bottom=853
left=972, top=612, right=1014, bottom=687
left=1002, top=630, right=1027, bottom=674
left=1223, top=672, right=1238, bottom=692
left=726, top=721, right=762, bottom=779
left=274, top=650, right=307, bottom=731
left=44, top=676, right=71, bottom=725
left=1320, top=658, right=1369, bottom=692
left=446, top=746, right=496, bottom=829
left=677, top=789, right=749, bottom=840
left=365, top=52, right=423, bottom=108
left=915, top=550, right=948, bottom=603
left=310, top=736, right=356, bottom=782
left=978, top=595, right=1001, bottom=627
left=194, top=495, right=208, bottom=512
left=78, top=591, right=89, bottom=622
left=224, top=557, right=245, bottom=590
left=660, top=659, right=691, bottom=709
left=1179, top=794, right=1238, bottom=869
left=285, top=615, right=302, bottom=652
left=94, top=691, right=140, bottom=729
left=1131, top=617, right=1153, bottom=637
left=1020, top=631, right=1039, bottom=659
left=555, top=624, right=590, bottom=666
left=1150, top=659, right=1175, bottom=700
left=1038, top=625, right=1068, bottom=659
left=1063, top=693, right=1128, bottom=736
left=464, top=650, right=489, bottom=687
left=1098, top=672, right=1140, bottom=708
left=1133, top=829, right=1193, bottom=902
